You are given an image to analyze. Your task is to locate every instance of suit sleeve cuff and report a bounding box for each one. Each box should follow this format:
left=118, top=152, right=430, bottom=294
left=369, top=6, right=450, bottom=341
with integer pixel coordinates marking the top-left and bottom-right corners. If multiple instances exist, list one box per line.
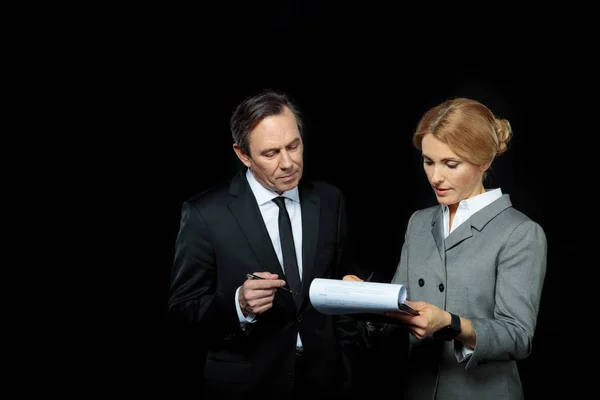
left=235, top=286, right=256, bottom=330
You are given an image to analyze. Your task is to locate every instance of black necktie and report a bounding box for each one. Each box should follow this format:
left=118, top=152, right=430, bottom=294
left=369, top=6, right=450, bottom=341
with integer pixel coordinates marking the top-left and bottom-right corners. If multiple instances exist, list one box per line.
left=272, top=196, right=302, bottom=307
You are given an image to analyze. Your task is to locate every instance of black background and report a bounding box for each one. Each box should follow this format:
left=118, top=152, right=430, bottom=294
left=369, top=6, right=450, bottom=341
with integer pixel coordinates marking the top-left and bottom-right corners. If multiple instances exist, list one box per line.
left=107, top=2, right=593, bottom=397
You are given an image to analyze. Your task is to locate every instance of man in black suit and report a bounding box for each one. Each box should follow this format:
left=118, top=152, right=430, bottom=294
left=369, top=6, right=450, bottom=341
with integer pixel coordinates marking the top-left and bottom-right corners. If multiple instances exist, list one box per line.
left=167, top=89, right=360, bottom=399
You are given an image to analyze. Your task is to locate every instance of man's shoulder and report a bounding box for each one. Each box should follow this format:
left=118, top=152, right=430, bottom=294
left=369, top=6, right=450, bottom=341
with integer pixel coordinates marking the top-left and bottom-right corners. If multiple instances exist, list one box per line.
left=185, top=179, right=231, bottom=208
left=301, top=179, right=346, bottom=206
left=306, top=179, right=343, bottom=195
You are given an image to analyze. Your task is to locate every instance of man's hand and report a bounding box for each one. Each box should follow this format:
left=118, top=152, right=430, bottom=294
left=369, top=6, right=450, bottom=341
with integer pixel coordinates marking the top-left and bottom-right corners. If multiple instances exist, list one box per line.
left=239, top=272, right=286, bottom=315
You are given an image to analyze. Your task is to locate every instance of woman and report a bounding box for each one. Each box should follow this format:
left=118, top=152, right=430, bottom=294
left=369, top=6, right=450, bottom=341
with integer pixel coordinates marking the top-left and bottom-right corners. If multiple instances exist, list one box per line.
left=347, top=97, right=547, bottom=399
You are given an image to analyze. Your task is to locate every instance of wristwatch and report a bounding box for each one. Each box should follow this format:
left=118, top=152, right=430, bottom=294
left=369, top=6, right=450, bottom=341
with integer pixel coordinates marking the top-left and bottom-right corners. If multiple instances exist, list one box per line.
left=433, top=312, right=461, bottom=341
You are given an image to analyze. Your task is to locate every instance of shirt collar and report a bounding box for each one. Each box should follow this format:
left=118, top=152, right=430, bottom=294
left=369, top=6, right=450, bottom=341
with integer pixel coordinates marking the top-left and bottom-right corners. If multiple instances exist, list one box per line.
left=245, top=168, right=300, bottom=206
left=442, top=188, right=503, bottom=215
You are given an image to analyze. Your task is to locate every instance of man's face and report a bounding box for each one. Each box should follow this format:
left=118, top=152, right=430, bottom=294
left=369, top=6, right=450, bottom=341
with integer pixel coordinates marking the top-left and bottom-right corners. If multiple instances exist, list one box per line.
left=234, top=106, right=303, bottom=194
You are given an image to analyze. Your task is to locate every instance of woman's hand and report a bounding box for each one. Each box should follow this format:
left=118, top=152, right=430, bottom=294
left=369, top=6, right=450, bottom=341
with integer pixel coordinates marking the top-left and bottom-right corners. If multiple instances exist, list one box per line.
left=384, top=301, right=451, bottom=339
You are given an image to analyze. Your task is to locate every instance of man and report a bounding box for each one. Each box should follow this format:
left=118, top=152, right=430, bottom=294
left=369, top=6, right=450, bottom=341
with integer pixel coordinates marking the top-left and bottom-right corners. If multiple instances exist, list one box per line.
left=168, top=89, right=360, bottom=399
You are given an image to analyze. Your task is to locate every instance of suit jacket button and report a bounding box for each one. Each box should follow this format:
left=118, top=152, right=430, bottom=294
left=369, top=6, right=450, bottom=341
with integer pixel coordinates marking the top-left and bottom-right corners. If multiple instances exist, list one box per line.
left=418, top=278, right=425, bottom=287
left=438, top=283, right=444, bottom=292
left=297, top=315, right=303, bottom=322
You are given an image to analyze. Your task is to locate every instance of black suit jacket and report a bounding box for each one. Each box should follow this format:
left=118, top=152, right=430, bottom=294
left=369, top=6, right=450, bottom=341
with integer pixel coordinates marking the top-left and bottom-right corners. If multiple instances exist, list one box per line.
left=168, top=169, right=360, bottom=398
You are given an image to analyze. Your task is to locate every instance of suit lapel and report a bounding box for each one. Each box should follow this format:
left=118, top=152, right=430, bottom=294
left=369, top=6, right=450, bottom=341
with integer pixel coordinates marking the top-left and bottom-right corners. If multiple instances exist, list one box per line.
left=468, top=194, right=513, bottom=233
left=444, top=222, right=473, bottom=251
left=431, top=207, right=445, bottom=264
left=298, top=183, right=320, bottom=310
left=439, top=194, right=514, bottom=252
left=228, top=170, right=285, bottom=278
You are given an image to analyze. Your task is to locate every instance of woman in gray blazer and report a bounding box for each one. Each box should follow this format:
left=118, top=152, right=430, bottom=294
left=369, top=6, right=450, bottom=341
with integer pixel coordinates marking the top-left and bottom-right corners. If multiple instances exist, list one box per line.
left=348, top=97, right=547, bottom=399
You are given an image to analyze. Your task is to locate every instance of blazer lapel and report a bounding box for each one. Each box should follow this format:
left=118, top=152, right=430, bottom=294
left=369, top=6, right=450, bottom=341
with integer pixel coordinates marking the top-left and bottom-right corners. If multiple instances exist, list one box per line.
left=228, top=170, right=285, bottom=278
left=298, top=182, right=320, bottom=310
left=431, top=207, right=445, bottom=264
left=432, top=206, right=475, bottom=257
left=468, top=194, right=513, bottom=234
left=445, top=222, right=473, bottom=251
left=444, top=194, right=514, bottom=251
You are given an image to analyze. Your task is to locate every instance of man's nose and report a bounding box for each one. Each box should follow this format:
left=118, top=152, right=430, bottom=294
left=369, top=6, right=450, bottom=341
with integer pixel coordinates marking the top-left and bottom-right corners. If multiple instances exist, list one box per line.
left=279, top=150, right=293, bottom=168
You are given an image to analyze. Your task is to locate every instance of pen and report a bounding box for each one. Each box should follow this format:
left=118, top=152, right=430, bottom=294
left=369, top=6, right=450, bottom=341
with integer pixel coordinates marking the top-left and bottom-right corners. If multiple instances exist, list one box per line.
left=365, top=272, right=374, bottom=282
left=246, top=273, right=298, bottom=294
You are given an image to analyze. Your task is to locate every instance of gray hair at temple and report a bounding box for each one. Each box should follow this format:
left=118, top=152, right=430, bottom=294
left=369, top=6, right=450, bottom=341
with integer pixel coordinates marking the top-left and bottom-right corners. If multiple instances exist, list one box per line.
left=230, top=89, right=303, bottom=157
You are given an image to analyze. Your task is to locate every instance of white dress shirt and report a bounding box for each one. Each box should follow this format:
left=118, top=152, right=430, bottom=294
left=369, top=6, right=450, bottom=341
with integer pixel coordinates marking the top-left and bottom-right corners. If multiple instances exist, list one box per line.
left=442, top=188, right=503, bottom=238
left=234, top=168, right=304, bottom=350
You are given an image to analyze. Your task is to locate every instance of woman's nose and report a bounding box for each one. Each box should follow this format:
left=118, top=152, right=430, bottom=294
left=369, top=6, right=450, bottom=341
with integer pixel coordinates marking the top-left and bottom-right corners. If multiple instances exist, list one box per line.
left=430, top=168, right=444, bottom=184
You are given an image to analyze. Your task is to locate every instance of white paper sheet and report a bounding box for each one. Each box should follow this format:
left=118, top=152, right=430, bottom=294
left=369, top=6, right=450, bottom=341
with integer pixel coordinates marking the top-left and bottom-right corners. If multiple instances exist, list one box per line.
left=309, top=278, right=417, bottom=315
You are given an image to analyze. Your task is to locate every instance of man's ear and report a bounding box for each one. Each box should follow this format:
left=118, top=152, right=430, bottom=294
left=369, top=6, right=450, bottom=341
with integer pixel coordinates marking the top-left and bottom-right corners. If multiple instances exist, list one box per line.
left=233, top=144, right=252, bottom=168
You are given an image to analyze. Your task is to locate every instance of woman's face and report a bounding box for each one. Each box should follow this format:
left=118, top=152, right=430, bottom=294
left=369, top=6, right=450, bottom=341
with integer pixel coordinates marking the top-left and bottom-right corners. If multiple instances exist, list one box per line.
left=421, top=133, right=487, bottom=207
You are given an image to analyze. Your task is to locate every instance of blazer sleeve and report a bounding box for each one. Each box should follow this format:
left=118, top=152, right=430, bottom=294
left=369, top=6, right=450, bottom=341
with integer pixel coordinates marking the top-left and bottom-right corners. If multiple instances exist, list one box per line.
left=465, top=219, right=547, bottom=369
left=167, top=201, right=239, bottom=335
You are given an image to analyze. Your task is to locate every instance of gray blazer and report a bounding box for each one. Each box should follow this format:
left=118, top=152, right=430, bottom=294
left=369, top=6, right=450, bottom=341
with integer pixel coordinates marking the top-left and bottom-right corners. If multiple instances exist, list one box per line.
left=392, top=194, right=547, bottom=400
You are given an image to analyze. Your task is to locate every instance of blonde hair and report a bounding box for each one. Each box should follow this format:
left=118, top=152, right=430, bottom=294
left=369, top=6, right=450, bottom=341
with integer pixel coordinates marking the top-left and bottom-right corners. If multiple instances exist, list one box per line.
left=413, top=98, right=512, bottom=167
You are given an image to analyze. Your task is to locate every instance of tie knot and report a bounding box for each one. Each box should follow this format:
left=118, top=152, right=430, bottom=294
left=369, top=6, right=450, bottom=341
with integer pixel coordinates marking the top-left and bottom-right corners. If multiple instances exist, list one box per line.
left=272, top=196, right=286, bottom=209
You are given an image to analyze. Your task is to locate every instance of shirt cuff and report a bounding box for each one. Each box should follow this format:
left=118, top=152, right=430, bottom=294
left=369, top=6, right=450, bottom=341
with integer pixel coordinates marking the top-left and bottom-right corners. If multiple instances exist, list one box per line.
left=455, top=343, right=474, bottom=363
left=235, top=286, right=256, bottom=330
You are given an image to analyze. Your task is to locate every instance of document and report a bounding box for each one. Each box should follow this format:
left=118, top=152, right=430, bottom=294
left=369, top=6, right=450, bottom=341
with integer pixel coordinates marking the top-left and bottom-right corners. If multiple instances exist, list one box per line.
left=309, top=278, right=419, bottom=316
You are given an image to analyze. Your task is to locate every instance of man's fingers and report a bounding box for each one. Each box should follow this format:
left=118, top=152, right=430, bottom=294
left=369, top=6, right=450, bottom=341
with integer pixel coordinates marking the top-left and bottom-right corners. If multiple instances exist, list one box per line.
left=242, top=287, right=279, bottom=303
left=244, top=293, right=276, bottom=314
left=245, top=278, right=286, bottom=291
left=245, top=302, right=274, bottom=315
left=252, top=271, right=279, bottom=280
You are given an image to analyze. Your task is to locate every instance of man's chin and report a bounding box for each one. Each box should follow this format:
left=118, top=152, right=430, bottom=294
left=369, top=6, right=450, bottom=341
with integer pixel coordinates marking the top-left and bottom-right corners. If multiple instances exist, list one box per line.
left=276, top=179, right=300, bottom=193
